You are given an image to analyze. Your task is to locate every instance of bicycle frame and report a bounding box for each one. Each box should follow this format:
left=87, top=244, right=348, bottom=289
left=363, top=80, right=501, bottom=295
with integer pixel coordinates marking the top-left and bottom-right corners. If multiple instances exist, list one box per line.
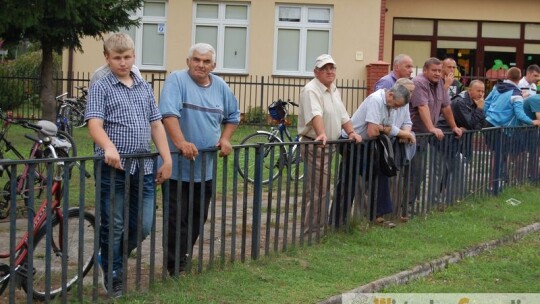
left=0, top=176, right=63, bottom=264
left=0, top=145, right=63, bottom=277
left=0, top=117, right=58, bottom=219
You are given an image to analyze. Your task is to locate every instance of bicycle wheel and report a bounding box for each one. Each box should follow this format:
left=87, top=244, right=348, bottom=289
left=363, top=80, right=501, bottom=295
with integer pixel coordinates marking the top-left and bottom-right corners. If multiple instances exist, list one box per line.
left=67, top=105, right=86, bottom=128
left=25, top=208, right=95, bottom=300
left=57, top=107, right=72, bottom=136
left=0, top=263, right=9, bottom=296
left=26, top=148, right=69, bottom=204
left=237, top=132, right=285, bottom=184
left=55, top=130, right=77, bottom=158
left=288, top=144, right=304, bottom=181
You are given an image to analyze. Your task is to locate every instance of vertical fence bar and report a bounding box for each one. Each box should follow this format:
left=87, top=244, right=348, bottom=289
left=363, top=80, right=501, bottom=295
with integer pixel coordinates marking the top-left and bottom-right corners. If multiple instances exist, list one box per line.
left=251, top=143, right=264, bottom=260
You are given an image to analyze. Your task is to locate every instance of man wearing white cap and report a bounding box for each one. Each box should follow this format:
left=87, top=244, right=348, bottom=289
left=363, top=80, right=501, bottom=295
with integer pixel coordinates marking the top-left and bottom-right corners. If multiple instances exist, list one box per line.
left=298, top=54, right=362, bottom=235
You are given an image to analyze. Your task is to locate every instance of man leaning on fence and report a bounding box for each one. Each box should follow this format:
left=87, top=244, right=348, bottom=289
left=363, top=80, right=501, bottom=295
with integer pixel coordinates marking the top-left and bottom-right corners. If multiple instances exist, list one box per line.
left=408, top=57, right=463, bottom=208
left=297, top=54, right=361, bottom=236
left=484, top=67, right=540, bottom=189
left=158, top=42, right=240, bottom=277
left=374, top=54, right=415, bottom=90
left=85, top=33, right=172, bottom=298
left=332, top=79, right=414, bottom=229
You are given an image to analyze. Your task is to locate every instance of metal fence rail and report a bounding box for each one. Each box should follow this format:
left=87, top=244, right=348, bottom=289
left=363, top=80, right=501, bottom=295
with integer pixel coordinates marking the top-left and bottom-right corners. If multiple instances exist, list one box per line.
left=0, top=72, right=366, bottom=125
left=1, top=125, right=538, bottom=302
left=0, top=69, right=511, bottom=124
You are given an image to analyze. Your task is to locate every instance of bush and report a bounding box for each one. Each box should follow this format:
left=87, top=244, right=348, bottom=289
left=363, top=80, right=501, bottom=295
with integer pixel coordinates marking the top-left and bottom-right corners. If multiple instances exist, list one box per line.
left=0, top=50, right=61, bottom=111
left=244, top=106, right=264, bottom=124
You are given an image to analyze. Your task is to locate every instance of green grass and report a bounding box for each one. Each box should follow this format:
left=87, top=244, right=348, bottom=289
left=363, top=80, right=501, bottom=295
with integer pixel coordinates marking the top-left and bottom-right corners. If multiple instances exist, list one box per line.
left=115, top=186, right=540, bottom=304
left=383, top=233, right=540, bottom=293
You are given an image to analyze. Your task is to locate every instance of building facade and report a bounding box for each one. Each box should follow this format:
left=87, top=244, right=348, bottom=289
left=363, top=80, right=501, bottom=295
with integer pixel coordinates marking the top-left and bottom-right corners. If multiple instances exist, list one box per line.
left=64, top=0, right=540, bottom=98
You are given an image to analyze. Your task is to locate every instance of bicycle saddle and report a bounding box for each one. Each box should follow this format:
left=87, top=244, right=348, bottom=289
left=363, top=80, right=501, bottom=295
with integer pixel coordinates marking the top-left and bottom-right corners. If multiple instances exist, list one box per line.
left=36, top=120, right=58, bottom=136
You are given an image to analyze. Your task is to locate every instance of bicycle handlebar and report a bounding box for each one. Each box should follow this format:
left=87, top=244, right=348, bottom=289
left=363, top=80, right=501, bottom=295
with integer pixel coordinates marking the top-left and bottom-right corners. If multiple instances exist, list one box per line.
left=0, top=112, right=43, bottom=132
left=55, top=92, right=68, bottom=100
left=275, top=99, right=299, bottom=107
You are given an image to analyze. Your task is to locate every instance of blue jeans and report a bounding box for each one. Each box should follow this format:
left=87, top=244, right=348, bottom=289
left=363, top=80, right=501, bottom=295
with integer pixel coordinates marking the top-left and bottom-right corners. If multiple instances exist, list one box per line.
left=98, top=164, right=155, bottom=275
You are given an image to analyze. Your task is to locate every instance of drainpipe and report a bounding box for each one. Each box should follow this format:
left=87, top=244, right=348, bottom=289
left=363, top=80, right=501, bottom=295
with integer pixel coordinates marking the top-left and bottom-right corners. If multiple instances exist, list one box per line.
left=379, top=0, right=387, bottom=61
left=67, top=48, right=74, bottom=95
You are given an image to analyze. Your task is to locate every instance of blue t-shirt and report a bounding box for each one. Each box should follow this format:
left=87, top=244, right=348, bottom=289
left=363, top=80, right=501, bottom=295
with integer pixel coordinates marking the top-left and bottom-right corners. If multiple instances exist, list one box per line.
left=158, top=70, right=240, bottom=181
left=523, top=94, right=540, bottom=120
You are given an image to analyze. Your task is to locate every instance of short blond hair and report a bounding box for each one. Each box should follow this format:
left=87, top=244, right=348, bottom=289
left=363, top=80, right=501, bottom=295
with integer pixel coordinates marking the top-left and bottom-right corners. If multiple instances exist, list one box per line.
left=103, top=33, right=135, bottom=55
left=506, top=67, right=521, bottom=82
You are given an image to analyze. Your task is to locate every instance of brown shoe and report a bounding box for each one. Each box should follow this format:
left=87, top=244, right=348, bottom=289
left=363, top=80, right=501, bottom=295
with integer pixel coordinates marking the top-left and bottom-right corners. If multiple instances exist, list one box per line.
left=375, top=217, right=396, bottom=229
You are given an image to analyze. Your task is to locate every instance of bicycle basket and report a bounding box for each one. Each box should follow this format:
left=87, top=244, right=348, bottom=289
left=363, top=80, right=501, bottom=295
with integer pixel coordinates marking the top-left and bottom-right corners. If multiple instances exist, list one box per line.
left=268, top=101, right=286, bottom=120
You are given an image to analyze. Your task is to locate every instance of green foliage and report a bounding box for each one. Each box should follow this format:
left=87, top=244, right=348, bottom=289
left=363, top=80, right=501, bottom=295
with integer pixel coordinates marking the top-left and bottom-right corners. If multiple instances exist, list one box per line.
left=0, top=50, right=61, bottom=110
left=244, top=106, right=265, bottom=124
left=0, top=0, right=144, bottom=53
left=0, top=0, right=145, bottom=121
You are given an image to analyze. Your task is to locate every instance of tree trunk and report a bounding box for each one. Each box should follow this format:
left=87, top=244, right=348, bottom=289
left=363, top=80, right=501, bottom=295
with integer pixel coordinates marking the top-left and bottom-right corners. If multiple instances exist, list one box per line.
left=40, top=44, right=56, bottom=122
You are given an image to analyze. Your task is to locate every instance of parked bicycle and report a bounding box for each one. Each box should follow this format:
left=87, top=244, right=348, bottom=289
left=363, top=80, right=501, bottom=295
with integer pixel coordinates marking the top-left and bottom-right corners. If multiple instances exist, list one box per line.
left=55, top=86, right=87, bottom=136
left=0, top=110, right=76, bottom=219
left=0, top=120, right=95, bottom=300
left=238, top=99, right=304, bottom=184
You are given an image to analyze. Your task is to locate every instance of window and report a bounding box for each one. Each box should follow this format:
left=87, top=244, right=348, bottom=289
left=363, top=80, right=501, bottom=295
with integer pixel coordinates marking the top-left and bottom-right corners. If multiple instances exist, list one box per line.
left=193, top=2, right=250, bottom=73
left=394, top=19, right=433, bottom=36
left=122, top=1, right=167, bottom=70
left=274, top=5, right=332, bottom=76
left=482, top=22, right=520, bottom=39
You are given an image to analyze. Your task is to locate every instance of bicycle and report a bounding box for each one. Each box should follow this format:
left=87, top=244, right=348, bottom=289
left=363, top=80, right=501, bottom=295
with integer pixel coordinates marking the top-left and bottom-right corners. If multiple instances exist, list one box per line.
left=0, top=121, right=95, bottom=300
left=55, top=86, right=87, bottom=137
left=0, top=110, right=76, bottom=219
left=238, top=99, right=304, bottom=184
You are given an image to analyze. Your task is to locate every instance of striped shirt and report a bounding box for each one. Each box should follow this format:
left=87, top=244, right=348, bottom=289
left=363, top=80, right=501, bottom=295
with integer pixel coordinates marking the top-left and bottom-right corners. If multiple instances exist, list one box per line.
left=85, top=71, right=162, bottom=175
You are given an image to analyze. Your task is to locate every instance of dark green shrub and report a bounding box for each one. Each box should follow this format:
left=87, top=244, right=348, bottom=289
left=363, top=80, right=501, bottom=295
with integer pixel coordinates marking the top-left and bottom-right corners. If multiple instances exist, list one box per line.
left=244, top=106, right=264, bottom=124
left=0, top=50, right=61, bottom=111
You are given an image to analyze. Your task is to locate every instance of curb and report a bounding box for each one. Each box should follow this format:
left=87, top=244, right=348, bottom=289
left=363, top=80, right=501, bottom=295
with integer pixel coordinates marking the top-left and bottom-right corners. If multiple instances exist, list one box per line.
left=319, top=222, right=540, bottom=304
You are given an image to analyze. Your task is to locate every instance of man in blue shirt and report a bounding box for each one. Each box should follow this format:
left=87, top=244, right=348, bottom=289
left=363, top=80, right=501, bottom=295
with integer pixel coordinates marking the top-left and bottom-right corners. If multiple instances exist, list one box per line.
left=374, top=54, right=414, bottom=91
left=523, top=94, right=540, bottom=180
left=86, top=33, right=172, bottom=298
left=159, top=43, right=240, bottom=277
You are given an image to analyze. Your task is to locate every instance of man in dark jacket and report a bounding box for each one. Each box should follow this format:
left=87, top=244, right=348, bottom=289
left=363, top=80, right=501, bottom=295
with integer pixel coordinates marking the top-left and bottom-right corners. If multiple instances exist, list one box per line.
left=438, top=79, right=486, bottom=131
left=436, top=80, right=486, bottom=199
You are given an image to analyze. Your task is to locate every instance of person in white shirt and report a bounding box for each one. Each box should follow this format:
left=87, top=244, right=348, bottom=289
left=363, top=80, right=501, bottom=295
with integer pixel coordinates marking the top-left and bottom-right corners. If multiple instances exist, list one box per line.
left=517, top=64, right=540, bottom=98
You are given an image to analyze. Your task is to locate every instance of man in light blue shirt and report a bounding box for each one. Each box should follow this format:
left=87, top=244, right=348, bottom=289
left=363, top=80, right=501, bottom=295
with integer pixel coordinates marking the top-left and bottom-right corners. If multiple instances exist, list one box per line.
left=159, top=43, right=240, bottom=277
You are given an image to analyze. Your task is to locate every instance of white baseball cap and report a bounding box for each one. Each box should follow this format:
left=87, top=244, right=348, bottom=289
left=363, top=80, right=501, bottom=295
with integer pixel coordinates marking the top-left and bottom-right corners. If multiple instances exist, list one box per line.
left=315, top=54, right=336, bottom=69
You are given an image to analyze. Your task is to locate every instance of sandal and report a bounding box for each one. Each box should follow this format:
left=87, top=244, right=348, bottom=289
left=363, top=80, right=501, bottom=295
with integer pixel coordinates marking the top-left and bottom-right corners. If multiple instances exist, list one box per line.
left=375, top=217, right=396, bottom=228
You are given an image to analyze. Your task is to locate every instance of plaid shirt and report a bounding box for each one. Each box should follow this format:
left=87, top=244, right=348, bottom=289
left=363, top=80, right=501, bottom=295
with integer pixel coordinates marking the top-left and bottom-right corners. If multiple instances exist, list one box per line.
left=85, top=72, right=162, bottom=175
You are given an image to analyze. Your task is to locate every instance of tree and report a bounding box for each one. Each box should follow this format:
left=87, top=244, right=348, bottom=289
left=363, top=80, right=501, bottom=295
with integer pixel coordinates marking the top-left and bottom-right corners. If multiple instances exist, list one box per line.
left=0, top=0, right=144, bottom=121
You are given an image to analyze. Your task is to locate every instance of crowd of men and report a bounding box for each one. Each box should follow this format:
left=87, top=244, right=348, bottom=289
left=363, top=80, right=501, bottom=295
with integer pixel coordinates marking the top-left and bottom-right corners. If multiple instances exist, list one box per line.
left=297, top=53, right=540, bottom=230
left=84, top=32, right=540, bottom=297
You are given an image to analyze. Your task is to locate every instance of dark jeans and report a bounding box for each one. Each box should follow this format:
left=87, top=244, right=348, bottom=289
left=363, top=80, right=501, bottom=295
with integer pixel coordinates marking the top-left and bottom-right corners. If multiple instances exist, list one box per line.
left=332, top=141, right=392, bottom=227
left=165, top=179, right=212, bottom=273
left=98, top=164, right=155, bottom=276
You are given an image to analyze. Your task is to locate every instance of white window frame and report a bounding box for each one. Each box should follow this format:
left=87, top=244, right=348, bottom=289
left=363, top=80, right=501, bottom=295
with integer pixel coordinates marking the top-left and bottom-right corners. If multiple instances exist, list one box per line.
left=192, top=2, right=250, bottom=74
left=127, top=0, right=168, bottom=71
left=273, top=5, right=333, bottom=76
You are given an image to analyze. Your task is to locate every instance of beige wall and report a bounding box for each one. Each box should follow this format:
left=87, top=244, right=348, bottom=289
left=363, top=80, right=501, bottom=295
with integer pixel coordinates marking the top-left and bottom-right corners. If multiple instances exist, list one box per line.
left=63, top=0, right=382, bottom=81
left=384, top=0, right=540, bottom=66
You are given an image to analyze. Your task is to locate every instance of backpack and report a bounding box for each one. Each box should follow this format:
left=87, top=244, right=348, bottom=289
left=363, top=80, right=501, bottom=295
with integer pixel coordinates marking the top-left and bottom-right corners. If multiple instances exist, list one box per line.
left=375, top=134, right=398, bottom=177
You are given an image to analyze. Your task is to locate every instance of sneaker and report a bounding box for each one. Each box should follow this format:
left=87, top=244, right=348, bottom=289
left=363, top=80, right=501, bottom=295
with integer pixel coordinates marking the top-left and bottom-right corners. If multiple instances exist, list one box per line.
left=111, top=276, right=123, bottom=298
left=375, top=217, right=396, bottom=229
left=168, top=254, right=189, bottom=277
left=97, top=253, right=106, bottom=292
left=98, top=253, right=123, bottom=298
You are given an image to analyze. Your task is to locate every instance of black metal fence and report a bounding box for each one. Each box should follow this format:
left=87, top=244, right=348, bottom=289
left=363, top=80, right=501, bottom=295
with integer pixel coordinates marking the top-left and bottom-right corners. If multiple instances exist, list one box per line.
left=0, top=72, right=367, bottom=125
left=1, top=126, right=539, bottom=302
